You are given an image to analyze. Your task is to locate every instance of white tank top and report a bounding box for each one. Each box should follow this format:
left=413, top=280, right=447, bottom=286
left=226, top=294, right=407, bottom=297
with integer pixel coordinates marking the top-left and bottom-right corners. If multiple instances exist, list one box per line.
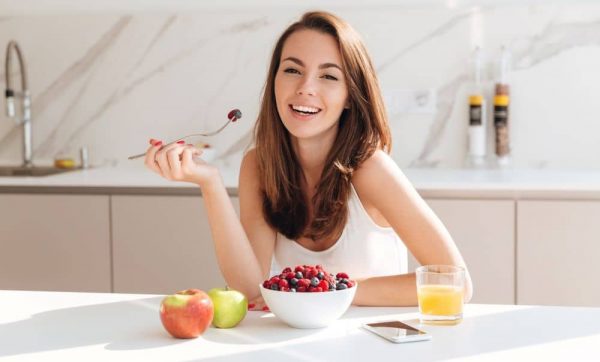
left=271, top=184, right=408, bottom=279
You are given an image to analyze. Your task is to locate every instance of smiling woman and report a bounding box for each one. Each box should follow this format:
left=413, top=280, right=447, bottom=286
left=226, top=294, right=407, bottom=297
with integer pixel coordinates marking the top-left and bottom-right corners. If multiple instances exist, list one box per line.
left=144, top=11, right=473, bottom=308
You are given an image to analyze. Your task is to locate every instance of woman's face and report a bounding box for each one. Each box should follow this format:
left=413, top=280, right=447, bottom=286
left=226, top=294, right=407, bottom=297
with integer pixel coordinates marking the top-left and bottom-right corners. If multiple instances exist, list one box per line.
left=274, top=29, right=349, bottom=142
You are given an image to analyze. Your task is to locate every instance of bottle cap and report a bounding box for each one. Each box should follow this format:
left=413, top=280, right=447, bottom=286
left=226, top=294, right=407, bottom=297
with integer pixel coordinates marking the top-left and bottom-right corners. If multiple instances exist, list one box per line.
left=469, top=95, right=484, bottom=106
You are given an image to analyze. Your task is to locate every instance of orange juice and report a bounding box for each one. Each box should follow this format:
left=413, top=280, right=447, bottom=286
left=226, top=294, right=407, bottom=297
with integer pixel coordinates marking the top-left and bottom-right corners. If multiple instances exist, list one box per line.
left=418, top=284, right=464, bottom=317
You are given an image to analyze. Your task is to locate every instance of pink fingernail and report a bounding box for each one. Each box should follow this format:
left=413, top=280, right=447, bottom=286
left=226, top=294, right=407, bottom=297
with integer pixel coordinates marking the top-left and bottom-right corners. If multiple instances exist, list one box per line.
left=154, top=141, right=163, bottom=147
left=176, top=140, right=185, bottom=144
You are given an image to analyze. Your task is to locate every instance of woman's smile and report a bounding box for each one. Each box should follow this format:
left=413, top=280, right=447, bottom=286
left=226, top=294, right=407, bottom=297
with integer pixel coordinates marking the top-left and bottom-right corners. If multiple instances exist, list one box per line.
left=288, top=104, right=323, bottom=121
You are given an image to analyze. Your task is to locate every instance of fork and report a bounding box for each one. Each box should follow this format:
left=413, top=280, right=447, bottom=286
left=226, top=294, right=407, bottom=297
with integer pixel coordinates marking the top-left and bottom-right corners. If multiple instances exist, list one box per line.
left=128, top=109, right=242, bottom=160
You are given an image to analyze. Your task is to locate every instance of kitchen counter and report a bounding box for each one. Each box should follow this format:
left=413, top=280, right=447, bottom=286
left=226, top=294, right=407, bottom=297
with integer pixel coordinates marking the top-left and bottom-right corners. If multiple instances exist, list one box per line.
left=1, top=166, right=600, bottom=198
left=1, top=290, right=598, bottom=361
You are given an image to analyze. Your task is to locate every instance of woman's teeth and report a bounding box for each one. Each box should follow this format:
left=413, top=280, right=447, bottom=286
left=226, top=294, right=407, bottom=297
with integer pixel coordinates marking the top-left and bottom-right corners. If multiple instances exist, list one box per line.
left=291, top=105, right=321, bottom=115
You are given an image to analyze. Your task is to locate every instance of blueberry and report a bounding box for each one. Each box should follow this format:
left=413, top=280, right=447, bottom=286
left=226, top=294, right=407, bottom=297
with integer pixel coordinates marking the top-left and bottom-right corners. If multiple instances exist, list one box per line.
left=270, top=284, right=279, bottom=291
left=317, top=271, right=324, bottom=280
left=341, top=278, right=349, bottom=284
left=310, top=277, right=319, bottom=287
left=295, top=272, right=303, bottom=279
left=336, top=283, right=348, bottom=290
left=290, top=278, right=299, bottom=286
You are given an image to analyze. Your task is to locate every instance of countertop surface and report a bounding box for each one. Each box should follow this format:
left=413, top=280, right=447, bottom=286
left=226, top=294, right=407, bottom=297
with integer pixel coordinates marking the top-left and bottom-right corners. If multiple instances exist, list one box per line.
left=1, top=290, right=599, bottom=361
left=1, top=165, right=600, bottom=198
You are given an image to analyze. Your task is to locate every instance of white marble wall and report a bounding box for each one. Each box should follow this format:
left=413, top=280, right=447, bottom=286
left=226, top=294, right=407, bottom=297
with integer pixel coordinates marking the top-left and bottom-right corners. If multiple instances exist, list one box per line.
left=1, top=0, right=599, bottom=170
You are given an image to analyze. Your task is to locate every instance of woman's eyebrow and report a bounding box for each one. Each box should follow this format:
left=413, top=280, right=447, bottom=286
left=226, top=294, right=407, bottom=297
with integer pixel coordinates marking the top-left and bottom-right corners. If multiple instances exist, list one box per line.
left=282, top=56, right=342, bottom=71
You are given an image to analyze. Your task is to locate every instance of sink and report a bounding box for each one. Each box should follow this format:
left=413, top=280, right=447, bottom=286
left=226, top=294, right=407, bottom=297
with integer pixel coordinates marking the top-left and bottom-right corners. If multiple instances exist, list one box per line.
left=0, top=166, right=79, bottom=177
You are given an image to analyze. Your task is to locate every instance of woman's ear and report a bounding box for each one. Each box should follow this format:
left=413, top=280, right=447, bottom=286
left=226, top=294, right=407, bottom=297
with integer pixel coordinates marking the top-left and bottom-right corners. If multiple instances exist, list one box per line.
left=344, top=99, right=351, bottom=109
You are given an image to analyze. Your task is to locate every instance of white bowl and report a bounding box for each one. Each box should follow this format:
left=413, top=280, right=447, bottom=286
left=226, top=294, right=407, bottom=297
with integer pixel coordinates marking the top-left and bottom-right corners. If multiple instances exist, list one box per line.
left=259, top=283, right=357, bottom=328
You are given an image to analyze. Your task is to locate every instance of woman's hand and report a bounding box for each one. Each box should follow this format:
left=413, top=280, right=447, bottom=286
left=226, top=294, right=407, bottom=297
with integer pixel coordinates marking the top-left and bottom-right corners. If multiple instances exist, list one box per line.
left=144, top=138, right=220, bottom=188
left=247, top=295, right=270, bottom=312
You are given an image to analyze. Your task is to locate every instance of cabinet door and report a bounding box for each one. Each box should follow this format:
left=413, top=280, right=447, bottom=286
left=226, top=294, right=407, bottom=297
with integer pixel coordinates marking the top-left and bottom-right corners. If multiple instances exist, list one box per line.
left=111, top=195, right=239, bottom=294
left=518, top=200, right=600, bottom=307
left=0, top=194, right=111, bottom=292
left=410, top=199, right=516, bottom=304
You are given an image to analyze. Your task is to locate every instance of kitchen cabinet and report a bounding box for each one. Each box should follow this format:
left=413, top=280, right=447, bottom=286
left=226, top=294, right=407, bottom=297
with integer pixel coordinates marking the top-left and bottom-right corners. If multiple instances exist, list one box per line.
left=0, top=194, right=111, bottom=292
left=408, top=199, right=516, bottom=304
left=111, top=195, right=239, bottom=294
left=517, top=200, right=600, bottom=307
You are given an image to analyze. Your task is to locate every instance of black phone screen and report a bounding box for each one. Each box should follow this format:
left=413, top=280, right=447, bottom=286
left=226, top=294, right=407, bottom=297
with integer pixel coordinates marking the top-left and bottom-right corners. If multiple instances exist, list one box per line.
left=366, top=321, right=426, bottom=338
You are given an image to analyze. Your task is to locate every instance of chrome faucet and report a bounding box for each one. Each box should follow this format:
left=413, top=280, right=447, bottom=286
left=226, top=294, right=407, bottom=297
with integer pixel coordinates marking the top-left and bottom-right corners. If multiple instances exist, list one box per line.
left=4, top=40, right=32, bottom=168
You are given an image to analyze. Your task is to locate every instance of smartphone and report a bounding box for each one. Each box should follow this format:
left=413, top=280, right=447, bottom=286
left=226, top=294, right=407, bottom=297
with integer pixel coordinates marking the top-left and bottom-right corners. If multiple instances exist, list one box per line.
left=362, top=320, right=432, bottom=344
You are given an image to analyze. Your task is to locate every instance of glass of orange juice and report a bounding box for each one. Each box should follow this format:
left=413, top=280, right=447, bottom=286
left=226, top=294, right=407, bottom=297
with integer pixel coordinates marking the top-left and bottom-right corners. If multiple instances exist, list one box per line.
left=416, top=265, right=465, bottom=325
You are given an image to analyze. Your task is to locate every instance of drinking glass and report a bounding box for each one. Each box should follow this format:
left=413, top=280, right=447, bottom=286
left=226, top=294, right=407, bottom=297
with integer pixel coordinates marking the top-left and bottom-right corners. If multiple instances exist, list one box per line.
left=416, top=265, right=465, bottom=325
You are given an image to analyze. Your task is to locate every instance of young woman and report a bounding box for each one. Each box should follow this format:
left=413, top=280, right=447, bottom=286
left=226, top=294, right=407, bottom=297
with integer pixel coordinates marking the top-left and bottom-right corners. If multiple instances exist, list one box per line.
left=144, top=11, right=473, bottom=307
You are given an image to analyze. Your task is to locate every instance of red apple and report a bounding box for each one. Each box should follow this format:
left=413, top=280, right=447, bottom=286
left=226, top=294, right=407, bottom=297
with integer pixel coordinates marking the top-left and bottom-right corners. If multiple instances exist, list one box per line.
left=159, top=288, right=214, bottom=339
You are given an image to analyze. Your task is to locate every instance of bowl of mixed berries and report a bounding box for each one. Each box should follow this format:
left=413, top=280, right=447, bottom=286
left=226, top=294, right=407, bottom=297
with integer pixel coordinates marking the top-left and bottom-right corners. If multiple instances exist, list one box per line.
left=259, top=264, right=357, bottom=328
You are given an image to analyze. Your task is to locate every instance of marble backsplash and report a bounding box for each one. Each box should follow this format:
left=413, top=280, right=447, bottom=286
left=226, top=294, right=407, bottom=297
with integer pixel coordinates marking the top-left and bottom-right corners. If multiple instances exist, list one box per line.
left=1, top=1, right=599, bottom=171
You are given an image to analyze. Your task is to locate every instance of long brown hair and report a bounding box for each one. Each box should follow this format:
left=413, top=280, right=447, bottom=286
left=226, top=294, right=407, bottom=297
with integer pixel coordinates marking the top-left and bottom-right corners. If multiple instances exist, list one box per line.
left=254, top=11, right=391, bottom=242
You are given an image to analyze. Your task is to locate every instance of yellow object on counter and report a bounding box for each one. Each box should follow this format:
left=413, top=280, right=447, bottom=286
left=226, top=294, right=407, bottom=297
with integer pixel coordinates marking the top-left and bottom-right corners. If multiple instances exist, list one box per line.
left=54, top=158, right=76, bottom=169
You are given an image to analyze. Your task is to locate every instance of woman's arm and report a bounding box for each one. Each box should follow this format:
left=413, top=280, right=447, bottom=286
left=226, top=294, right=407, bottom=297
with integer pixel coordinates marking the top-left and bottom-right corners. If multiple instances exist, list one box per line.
left=351, top=150, right=473, bottom=306
left=145, top=141, right=276, bottom=300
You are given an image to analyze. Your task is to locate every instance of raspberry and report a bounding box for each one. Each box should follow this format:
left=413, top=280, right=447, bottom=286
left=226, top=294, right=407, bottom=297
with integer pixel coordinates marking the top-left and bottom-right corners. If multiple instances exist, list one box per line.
left=298, top=278, right=311, bottom=288
left=269, top=276, right=280, bottom=285
left=308, top=286, right=318, bottom=292
left=318, top=280, right=329, bottom=291
left=336, top=272, right=349, bottom=279
left=294, top=266, right=305, bottom=273
left=280, top=286, right=290, bottom=292
left=262, top=281, right=270, bottom=288
left=315, top=264, right=323, bottom=270
left=278, top=279, right=289, bottom=289
left=286, top=272, right=296, bottom=280
left=297, top=286, right=307, bottom=292
left=316, top=287, right=323, bottom=292
left=346, top=280, right=355, bottom=288
left=282, top=267, right=292, bottom=273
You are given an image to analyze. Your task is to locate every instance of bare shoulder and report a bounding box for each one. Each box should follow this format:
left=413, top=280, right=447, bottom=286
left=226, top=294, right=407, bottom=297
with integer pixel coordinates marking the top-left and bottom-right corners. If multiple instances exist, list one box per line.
left=239, top=148, right=259, bottom=188
left=352, top=149, right=411, bottom=202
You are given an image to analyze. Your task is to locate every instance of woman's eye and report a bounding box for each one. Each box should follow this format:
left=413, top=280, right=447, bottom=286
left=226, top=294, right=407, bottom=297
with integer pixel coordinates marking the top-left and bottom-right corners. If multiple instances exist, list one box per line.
left=322, top=74, right=338, bottom=81
left=283, top=68, right=300, bottom=74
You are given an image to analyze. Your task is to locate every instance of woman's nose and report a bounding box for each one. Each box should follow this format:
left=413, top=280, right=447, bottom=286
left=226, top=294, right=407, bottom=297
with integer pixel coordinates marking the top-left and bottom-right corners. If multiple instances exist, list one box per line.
left=296, top=77, right=316, bottom=96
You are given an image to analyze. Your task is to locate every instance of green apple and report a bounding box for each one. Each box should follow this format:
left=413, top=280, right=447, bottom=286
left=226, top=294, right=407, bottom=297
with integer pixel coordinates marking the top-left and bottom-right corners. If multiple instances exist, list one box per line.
left=207, top=286, right=248, bottom=328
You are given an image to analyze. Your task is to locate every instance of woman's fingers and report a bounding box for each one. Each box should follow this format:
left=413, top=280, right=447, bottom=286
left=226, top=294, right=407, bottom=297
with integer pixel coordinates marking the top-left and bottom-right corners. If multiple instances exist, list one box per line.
left=247, top=296, right=270, bottom=312
left=155, top=141, right=185, bottom=179
left=144, top=140, right=163, bottom=174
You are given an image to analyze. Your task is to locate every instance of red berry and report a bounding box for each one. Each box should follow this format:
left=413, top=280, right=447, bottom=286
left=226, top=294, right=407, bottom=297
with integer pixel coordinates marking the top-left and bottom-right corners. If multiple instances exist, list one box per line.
left=262, top=281, right=270, bottom=288
left=336, top=272, right=349, bottom=279
left=316, top=287, right=323, bottom=292
left=298, top=279, right=311, bottom=288
left=286, top=272, right=296, bottom=280
left=318, top=280, right=329, bottom=290
left=315, top=264, right=323, bottom=270
left=346, top=280, right=355, bottom=288
left=270, top=276, right=280, bottom=284
left=282, top=267, right=292, bottom=273
left=294, top=266, right=305, bottom=273
left=278, top=279, right=289, bottom=289
left=280, top=286, right=290, bottom=292
left=297, top=286, right=307, bottom=292
left=308, top=286, right=318, bottom=293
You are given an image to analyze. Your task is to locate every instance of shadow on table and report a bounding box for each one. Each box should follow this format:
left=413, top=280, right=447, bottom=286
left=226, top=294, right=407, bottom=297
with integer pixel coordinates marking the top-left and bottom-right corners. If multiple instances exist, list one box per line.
left=188, top=305, right=600, bottom=362
left=0, top=296, right=188, bottom=357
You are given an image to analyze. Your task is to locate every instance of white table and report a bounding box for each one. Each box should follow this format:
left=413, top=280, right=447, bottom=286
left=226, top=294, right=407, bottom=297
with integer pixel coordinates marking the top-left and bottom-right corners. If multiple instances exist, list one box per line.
left=1, top=290, right=599, bottom=361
